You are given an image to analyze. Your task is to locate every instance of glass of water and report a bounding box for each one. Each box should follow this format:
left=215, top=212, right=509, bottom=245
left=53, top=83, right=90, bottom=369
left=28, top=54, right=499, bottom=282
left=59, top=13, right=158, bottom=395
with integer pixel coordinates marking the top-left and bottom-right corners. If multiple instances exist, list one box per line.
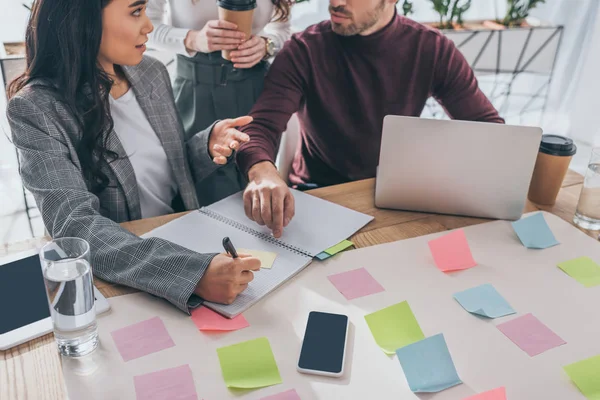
left=574, top=148, right=600, bottom=230
left=39, top=237, right=98, bottom=357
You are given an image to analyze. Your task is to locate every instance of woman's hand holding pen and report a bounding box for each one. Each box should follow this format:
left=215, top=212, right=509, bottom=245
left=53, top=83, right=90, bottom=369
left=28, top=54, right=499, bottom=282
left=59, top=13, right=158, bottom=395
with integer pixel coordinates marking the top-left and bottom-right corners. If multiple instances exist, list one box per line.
left=208, top=116, right=252, bottom=164
left=194, top=253, right=260, bottom=305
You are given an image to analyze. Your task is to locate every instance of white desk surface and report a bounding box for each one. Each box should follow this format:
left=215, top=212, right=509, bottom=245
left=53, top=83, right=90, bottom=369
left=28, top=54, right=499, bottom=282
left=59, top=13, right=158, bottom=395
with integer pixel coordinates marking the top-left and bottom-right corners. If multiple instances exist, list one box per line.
left=62, top=212, right=598, bottom=399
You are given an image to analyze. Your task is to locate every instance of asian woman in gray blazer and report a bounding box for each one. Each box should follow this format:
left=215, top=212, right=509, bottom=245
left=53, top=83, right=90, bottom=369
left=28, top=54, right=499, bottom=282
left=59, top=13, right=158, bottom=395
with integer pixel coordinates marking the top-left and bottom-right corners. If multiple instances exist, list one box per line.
left=6, top=0, right=260, bottom=313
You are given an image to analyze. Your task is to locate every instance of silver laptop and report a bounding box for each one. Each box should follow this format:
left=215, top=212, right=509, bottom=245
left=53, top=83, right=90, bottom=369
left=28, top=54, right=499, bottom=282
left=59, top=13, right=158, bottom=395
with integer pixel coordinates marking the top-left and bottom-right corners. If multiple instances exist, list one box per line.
left=375, top=116, right=543, bottom=220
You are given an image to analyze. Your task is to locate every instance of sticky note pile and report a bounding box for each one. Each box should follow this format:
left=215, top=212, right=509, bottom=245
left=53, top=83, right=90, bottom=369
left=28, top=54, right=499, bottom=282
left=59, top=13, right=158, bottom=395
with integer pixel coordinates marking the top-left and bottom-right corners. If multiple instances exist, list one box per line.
left=453, top=284, right=515, bottom=318
left=217, top=337, right=282, bottom=389
left=428, top=229, right=477, bottom=272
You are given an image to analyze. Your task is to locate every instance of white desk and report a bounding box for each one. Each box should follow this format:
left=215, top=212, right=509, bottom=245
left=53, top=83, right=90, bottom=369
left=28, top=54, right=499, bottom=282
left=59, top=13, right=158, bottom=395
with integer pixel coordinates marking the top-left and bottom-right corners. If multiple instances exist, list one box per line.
left=60, top=212, right=597, bottom=399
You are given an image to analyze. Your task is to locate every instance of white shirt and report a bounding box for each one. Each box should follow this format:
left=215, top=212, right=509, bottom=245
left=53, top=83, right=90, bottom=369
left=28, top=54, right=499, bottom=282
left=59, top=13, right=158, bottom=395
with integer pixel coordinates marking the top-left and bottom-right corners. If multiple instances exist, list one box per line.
left=147, top=0, right=292, bottom=56
left=109, top=89, right=178, bottom=219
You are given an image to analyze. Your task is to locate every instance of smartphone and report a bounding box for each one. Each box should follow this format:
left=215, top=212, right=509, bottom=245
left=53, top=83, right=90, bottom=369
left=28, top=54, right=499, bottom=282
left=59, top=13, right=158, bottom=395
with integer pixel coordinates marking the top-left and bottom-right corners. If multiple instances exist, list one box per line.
left=297, top=311, right=349, bottom=377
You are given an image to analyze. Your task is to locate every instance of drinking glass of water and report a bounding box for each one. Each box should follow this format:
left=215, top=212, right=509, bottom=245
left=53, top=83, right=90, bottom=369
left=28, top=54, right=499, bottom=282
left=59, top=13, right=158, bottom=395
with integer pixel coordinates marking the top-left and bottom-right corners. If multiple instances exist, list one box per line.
left=39, top=237, right=98, bottom=357
left=574, top=148, right=600, bottom=230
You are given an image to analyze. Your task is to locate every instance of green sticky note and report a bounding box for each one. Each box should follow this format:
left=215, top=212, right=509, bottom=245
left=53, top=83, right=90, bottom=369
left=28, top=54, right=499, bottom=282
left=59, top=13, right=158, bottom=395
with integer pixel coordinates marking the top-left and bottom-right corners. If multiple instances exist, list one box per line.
left=365, top=301, right=425, bottom=355
left=324, top=240, right=354, bottom=256
left=564, top=354, right=600, bottom=400
left=557, top=257, right=600, bottom=287
left=216, top=337, right=282, bottom=389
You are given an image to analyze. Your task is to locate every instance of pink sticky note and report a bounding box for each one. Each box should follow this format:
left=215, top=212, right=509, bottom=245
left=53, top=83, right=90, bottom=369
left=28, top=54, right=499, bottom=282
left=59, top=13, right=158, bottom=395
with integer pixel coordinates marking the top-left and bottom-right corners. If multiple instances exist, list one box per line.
left=191, top=306, right=249, bottom=332
left=497, top=313, right=566, bottom=356
left=134, top=364, right=198, bottom=400
left=464, top=387, right=507, bottom=400
left=260, top=389, right=301, bottom=400
left=327, top=268, right=385, bottom=300
left=111, top=316, right=175, bottom=362
left=428, top=229, right=477, bottom=272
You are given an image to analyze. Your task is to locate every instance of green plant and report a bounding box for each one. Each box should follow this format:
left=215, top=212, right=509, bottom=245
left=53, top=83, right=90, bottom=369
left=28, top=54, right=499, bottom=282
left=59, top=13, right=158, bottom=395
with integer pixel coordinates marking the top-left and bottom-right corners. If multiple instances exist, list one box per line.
left=430, top=0, right=472, bottom=29
left=502, top=0, right=546, bottom=27
left=451, top=0, right=471, bottom=25
left=402, top=0, right=414, bottom=16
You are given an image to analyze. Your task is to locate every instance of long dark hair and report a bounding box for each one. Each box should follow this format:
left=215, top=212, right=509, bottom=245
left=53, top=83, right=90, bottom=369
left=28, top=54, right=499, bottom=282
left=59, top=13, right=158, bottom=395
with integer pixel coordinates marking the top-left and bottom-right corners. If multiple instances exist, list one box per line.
left=8, top=0, right=117, bottom=193
left=271, top=0, right=295, bottom=22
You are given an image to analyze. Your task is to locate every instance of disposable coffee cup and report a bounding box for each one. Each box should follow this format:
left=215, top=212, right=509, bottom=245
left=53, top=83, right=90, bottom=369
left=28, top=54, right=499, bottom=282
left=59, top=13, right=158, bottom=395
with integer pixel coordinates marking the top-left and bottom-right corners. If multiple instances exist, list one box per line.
left=217, top=0, right=256, bottom=61
left=528, top=134, right=577, bottom=205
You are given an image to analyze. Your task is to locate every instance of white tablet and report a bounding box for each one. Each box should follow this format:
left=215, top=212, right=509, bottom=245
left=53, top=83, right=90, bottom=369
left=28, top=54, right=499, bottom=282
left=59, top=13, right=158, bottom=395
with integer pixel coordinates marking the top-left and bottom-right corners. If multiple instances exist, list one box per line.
left=0, top=248, right=110, bottom=351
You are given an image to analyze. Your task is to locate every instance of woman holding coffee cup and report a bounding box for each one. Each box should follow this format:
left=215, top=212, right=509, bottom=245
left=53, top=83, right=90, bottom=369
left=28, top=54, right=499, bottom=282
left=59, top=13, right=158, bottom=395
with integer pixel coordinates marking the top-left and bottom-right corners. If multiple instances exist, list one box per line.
left=147, top=0, right=293, bottom=203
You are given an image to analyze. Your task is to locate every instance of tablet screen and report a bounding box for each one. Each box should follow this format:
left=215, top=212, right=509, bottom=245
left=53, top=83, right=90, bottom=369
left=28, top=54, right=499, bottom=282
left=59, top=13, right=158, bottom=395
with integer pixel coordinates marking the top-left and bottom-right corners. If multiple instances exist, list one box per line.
left=0, top=255, right=50, bottom=335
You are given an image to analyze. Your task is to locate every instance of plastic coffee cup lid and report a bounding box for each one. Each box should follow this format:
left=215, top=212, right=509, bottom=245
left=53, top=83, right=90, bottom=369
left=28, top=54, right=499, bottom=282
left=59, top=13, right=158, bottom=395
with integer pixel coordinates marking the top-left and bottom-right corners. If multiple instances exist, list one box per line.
left=216, top=0, right=257, bottom=11
left=539, top=134, right=577, bottom=157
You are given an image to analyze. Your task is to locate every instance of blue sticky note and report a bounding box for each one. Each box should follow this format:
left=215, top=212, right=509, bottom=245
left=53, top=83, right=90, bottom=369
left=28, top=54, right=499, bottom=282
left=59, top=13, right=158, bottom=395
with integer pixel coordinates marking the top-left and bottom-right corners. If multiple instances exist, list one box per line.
left=316, top=252, right=331, bottom=260
left=396, top=334, right=462, bottom=393
left=453, top=284, right=515, bottom=318
left=512, top=213, right=559, bottom=249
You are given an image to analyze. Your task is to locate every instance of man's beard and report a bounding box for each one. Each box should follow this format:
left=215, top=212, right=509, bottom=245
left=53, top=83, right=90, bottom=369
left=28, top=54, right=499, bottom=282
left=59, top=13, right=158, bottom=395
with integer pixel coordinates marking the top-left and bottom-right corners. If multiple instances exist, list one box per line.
left=330, top=0, right=387, bottom=36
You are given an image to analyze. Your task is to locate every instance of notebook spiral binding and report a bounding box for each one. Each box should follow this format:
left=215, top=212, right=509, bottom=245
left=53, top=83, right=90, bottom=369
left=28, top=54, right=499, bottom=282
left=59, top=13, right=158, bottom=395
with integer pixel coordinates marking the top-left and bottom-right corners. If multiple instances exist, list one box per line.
left=199, top=209, right=312, bottom=258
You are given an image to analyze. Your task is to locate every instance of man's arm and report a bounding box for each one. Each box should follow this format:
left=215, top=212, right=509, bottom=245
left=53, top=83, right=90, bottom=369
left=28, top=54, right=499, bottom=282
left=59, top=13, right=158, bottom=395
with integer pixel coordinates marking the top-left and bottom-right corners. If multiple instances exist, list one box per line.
left=432, top=34, right=504, bottom=124
left=236, top=35, right=310, bottom=176
left=236, top=35, right=311, bottom=238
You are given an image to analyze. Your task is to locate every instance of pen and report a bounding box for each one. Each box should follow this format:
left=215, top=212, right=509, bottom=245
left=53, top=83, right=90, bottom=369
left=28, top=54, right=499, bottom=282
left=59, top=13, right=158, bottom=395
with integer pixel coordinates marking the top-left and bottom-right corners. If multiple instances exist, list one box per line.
left=222, top=237, right=239, bottom=258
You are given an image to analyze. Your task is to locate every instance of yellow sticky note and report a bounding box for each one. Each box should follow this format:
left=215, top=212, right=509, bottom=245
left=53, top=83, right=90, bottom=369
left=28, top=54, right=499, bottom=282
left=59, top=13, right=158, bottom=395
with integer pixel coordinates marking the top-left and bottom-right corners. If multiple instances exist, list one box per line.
left=238, top=249, right=278, bottom=269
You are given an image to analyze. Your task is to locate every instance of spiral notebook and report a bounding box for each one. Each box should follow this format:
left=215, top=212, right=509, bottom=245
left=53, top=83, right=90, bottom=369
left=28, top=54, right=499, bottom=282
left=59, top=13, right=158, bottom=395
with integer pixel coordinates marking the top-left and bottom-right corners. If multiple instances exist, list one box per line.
left=143, top=189, right=373, bottom=317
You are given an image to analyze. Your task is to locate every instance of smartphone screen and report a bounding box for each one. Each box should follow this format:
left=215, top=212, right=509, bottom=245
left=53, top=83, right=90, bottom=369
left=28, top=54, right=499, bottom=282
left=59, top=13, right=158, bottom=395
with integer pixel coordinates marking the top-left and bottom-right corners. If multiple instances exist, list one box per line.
left=298, top=311, right=348, bottom=375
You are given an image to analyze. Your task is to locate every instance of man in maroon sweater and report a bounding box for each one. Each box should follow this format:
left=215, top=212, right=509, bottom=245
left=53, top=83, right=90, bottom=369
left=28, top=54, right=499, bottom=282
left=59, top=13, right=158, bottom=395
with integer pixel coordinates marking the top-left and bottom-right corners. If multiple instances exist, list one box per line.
left=236, top=0, right=504, bottom=237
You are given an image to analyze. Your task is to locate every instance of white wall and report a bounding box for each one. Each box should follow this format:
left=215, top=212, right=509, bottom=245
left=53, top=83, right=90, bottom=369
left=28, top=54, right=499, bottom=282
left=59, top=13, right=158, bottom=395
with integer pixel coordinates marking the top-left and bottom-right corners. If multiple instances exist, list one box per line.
left=0, top=1, right=29, bottom=42
left=566, top=4, right=600, bottom=146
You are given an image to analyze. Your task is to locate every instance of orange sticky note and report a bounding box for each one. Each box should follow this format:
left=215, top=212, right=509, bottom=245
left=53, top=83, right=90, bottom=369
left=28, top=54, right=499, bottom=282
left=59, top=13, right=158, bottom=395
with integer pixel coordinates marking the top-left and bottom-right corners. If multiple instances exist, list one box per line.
left=428, top=229, right=477, bottom=272
left=463, top=387, right=506, bottom=400
left=191, top=306, right=249, bottom=332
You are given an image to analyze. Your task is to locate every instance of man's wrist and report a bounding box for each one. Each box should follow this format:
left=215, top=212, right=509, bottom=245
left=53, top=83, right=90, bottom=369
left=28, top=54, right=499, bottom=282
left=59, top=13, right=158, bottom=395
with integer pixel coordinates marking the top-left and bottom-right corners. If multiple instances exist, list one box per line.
left=248, top=160, right=276, bottom=181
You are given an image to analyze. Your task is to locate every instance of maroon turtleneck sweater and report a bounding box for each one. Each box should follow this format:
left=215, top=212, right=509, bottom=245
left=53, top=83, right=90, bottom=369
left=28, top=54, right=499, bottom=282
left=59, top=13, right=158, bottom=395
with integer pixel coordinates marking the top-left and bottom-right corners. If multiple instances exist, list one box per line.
left=237, top=12, right=504, bottom=187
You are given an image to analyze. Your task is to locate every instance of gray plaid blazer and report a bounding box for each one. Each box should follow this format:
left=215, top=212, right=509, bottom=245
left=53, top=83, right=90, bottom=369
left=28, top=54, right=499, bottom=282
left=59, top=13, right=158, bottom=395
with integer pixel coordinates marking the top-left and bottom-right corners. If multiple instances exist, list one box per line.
left=7, top=56, right=222, bottom=313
